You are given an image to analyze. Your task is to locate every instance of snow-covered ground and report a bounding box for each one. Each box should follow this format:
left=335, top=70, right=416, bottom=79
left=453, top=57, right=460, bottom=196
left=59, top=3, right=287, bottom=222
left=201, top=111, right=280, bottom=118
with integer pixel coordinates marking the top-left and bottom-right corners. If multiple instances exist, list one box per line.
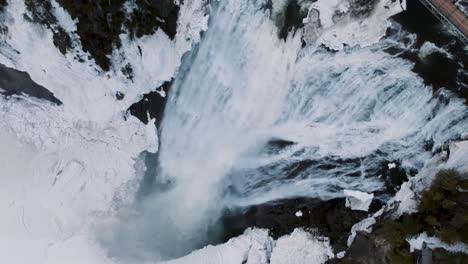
left=0, top=95, right=157, bottom=264
left=164, top=228, right=334, bottom=264
left=0, top=0, right=207, bottom=263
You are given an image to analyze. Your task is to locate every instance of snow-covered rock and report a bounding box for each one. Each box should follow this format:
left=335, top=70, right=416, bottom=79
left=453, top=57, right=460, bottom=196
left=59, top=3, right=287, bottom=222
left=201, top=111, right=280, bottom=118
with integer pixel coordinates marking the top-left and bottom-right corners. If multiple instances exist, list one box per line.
left=347, top=214, right=378, bottom=247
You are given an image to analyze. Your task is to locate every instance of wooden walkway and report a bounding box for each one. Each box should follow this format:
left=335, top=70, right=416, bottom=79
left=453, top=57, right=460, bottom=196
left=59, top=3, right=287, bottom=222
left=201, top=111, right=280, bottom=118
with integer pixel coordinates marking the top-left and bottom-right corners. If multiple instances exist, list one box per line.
left=419, top=0, right=468, bottom=43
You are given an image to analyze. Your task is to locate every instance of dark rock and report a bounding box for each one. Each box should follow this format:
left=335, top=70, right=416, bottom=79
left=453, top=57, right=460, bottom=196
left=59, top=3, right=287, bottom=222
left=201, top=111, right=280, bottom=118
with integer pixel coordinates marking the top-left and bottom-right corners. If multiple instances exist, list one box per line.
left=52, top=27, right=73, bottom=55
left=349, top=0, right=379, bottom=18
left=24, top=0, right=73, bottom=56
left=0, top=0, right=7, bottom=13
left=58, top=0, right=126, bottom=71
left=379, top=160, right=409, bottom=195
left=432, top=248, right=468, bottom=263
left=121, top=63, right=134, bottom=81
left=128, top=80, right=172, bottom=126
left=0, top=0, right=7, bottom=36
left=221, top=197, right=368, bottom=253
left=277, top=0, right=308, bottom=40
left=337, top=231, right=394, bottom=264
left=57, top=0, right=179, bottom=71
left=0, top=63, right=62, bottom=105
left=24, top=0, right=57, bottom=26
left=263, top=138, right=296, bottom=155
left=115, top=91, right=125, bottom=100
left=125, top=0, right=179, bottom=40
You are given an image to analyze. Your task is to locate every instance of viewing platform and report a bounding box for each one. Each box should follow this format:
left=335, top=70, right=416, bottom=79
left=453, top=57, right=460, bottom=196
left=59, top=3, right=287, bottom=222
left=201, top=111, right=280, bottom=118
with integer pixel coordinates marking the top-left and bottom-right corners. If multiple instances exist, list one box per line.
left=418, top=0, right=468, bottom=43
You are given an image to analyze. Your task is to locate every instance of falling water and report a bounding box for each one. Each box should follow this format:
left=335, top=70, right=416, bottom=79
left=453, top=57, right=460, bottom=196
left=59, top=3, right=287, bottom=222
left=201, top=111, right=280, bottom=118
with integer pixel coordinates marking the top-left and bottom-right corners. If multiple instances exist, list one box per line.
left=102, top=0, right=468, bottom=261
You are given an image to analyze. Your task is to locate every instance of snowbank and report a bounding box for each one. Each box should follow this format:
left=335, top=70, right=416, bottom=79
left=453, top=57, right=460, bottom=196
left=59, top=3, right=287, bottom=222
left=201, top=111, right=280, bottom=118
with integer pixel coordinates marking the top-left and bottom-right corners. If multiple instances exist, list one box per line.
left=0, top=0, right=208, bottom=263
left=344, top=190, right=374, bottom=211
left=0, top=96, right=158, bottom=264
left=164, top=228, right=334, bottom=264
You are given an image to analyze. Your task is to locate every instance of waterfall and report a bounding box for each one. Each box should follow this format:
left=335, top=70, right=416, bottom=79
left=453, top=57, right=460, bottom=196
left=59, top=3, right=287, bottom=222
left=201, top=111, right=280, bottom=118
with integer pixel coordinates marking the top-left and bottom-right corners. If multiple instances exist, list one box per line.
left=102, top=0, right=468, bottom=261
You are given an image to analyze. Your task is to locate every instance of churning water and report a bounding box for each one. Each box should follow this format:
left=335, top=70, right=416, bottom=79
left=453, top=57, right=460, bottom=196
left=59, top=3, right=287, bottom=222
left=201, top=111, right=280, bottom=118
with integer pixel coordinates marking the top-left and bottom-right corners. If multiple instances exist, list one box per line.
left=103, top=0, right=468, bottom=261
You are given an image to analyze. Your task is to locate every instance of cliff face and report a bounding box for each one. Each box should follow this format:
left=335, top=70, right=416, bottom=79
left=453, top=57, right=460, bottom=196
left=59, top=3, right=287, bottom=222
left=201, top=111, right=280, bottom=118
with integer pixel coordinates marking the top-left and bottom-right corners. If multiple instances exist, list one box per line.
left=20, top=0, right=180, bottom=71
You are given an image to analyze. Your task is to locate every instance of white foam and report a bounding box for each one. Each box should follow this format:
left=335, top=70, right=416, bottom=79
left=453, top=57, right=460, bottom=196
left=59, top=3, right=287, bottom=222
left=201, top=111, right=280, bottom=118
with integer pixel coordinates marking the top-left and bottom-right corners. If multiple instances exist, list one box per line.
left=418, top=41, right=453, bottom=61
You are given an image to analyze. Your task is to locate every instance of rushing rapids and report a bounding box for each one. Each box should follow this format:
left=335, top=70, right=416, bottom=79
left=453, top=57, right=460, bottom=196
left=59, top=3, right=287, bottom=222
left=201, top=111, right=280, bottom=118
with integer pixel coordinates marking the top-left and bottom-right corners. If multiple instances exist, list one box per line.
left=97, top=0, right=468, bottom=261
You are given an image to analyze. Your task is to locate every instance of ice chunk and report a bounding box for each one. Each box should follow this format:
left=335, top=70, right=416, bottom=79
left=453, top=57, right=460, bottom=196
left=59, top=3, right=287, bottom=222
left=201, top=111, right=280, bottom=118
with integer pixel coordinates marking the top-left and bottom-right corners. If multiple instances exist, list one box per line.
left=344, top=190, right=374, bottom=211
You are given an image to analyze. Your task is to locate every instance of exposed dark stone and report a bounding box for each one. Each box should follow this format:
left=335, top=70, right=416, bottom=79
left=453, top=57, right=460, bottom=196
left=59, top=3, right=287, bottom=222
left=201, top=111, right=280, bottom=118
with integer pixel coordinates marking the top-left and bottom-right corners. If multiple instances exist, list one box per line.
left=56, top=0, right=179, bottom=71
left=277, top=0, right=308, bottom=40
left=221, top=197, right=369, bottom=253
left=125, top=0, right=179, bottom=40
left=263, top=138, right=296, bottom=154
left=349, top=0, right=379, bottom=18
left=24, top=0, right=57, bottom=26
left=121, top=63, right=134, bottom=81
left=24, top=0, right=73, bottom=56
left=0, top=0, right=7, bottom=13
left=336, top=231, right=394, bottom=264
left=0, top=0, right=7, bottom=37
left=432, top=248, right=468, bottom=263
left=379, top=160, right=409, bottom=195
left=0, top=63, right=62, bottom=105
left=52, top=27, right=73, bottom=55
left=58, top=0, right=126, bottom=71
left=115, top=91, right=125, bottom=100
left=128, top=80, right=172, bottom=126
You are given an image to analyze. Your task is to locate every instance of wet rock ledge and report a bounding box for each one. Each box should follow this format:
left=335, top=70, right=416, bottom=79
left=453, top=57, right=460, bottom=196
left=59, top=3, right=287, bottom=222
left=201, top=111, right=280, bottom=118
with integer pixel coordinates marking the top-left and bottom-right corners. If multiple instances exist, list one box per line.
left=221, top=197, right=384, bottom=254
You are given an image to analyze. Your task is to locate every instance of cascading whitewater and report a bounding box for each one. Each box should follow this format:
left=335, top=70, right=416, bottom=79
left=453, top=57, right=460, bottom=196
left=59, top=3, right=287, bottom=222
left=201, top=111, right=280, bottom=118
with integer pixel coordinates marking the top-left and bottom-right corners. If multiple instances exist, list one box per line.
left=103, top=0, right=468, bottom=262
